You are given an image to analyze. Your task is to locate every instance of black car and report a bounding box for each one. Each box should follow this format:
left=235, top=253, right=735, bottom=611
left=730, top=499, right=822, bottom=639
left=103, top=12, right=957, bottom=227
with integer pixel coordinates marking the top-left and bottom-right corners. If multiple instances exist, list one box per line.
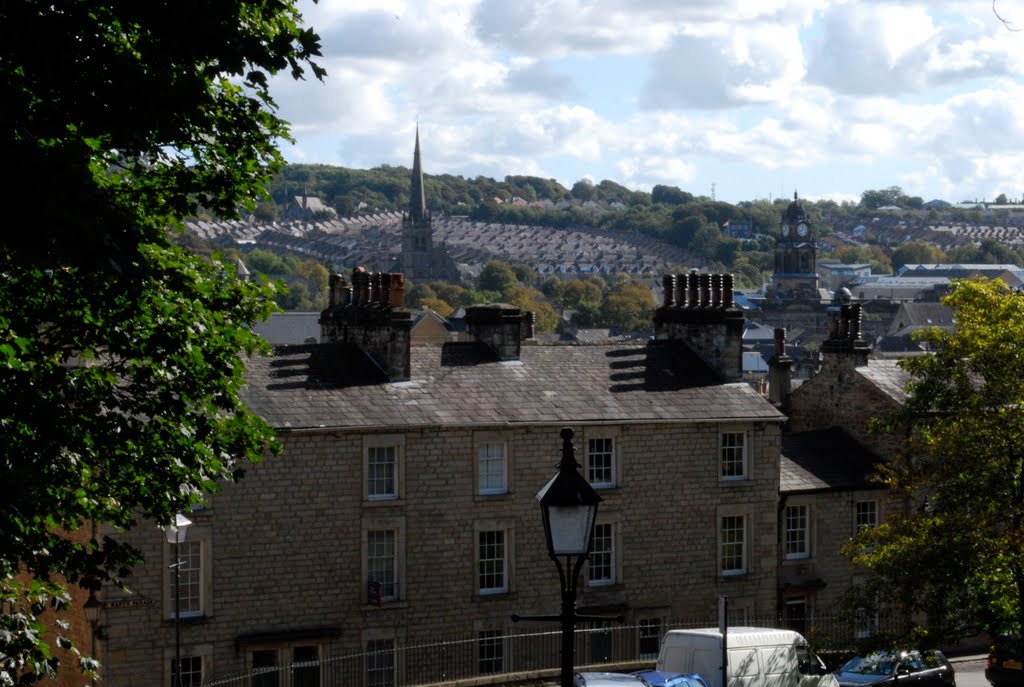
left=834, top=650, right=956, bottom=687
left=986, top=636, right=1024, bottom=687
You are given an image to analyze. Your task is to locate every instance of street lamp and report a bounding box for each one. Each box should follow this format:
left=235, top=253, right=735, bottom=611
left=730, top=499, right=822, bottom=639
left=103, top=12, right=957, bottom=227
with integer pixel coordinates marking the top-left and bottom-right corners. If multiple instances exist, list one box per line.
left=163, top=513, right=192, bottom=687
left=514, top=427, right=603, bottom=687
left=83, top=591, right=104, bottom=687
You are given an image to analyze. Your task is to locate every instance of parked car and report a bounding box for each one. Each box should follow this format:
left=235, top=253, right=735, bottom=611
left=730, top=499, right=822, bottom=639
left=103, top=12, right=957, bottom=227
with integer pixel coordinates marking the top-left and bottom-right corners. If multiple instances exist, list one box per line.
left=833, top=650, right=955, bottom=687
left=576, top=672, right=652, bottom=687
left=986, top=635, right=1024, bottom=687
left=634, top=670, right=710, bottom=687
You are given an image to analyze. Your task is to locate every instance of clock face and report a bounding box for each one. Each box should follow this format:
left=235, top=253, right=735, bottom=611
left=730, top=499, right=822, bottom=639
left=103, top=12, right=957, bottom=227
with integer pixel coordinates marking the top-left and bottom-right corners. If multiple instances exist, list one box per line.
left=782, top=224, right=790, bottom=237
left=797, top=223, right=808, bottom=236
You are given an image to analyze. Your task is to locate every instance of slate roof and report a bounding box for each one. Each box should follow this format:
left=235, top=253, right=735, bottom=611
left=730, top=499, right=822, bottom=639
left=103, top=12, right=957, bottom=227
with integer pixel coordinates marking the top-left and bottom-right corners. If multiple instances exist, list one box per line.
left=856, top=359, right=911, bottom=404
left=780, top=428, right=885, bottom=494
left=241, top=341, right=784, bottom=431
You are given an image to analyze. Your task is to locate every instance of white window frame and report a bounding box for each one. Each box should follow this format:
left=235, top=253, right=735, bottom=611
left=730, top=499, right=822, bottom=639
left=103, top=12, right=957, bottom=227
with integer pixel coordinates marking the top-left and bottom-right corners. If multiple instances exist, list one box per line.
left=719, top=513, right=747, bottom=576
left=855, top=499, right=879, bottom=530
left=784, top=504, right=810, bottom=560
left=362, top=517, right=405, bottom=605
left=478, top=530, right=508, bottom=594
left=588, top=521, right=616, bottom=586
left=365, top=637, right=395, bottom=687
left=364, top=435, right=404, bottom=502
left=720, top=430, right=748, bottom=481
left=475, top=433, right=511, bottom=496
left=475, top=520, right=514, bottom=595
left=164, top=643, right=213, bottom=687
left=585, top=434, right=617, bottom=488
left=478, top=630, right=505, bottom=675
left=164, top=527, right=210, bottom=620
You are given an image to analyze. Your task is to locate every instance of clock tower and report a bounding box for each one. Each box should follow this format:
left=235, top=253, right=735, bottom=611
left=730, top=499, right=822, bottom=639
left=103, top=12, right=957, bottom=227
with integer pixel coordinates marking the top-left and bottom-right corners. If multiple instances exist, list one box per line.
left=769, top=192, right=821, bottom=302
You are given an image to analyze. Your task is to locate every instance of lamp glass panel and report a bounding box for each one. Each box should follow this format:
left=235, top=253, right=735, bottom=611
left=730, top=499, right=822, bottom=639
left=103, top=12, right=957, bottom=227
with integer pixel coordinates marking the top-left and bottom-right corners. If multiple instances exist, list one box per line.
left=547, top=505, right=596, bottom=555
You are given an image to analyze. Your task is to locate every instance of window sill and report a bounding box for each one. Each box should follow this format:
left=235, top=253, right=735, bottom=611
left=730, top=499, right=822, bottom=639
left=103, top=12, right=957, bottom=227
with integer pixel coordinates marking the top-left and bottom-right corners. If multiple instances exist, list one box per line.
left=719, top=572, right=748, bottom=581
left=474, top=591, right=516, bottom=602
left=362, top=601, right=408, bottom=611
left=585, top=582, right=624, bottom=592
left=474, top=492, right=513, bottom=502
left=363, top=498, right=403, bottom=507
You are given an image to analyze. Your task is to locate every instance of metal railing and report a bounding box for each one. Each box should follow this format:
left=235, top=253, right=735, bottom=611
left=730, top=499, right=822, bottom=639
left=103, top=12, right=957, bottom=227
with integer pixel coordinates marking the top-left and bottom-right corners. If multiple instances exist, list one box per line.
left=198, top=614, right=908, bottom=687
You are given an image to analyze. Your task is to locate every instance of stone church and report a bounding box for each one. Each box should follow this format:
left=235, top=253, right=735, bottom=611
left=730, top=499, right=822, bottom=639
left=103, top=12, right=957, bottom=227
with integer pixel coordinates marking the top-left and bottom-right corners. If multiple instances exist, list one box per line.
left=391, top=128, right=460, bottom=283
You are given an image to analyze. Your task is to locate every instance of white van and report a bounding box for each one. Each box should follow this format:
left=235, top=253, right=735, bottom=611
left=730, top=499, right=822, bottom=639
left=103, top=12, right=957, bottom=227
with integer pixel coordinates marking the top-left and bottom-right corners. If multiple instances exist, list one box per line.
left=655, top=627, right=838, bottom=687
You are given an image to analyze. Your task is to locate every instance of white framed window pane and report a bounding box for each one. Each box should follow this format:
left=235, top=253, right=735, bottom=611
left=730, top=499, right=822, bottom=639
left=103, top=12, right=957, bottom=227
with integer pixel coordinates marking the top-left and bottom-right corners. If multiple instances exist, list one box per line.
left=478, top=442, right=507, bottom=494
left=367, top=530, right=397, bottom=601
left=588, top=523, right=614, bottom=584
left=169, top=540, right=202, bottom=617
left=588, top=437, right=614, bottom=486
left=478, top=630, right=504, bottom=675
left=721, top=515, right=746, bottom=574
left=478, top=530, right=507, bottom=593
left=721, top=432, right=746, bottom=479
left=368, top=446, right=396, bottom=499
left=366, top=639, right=395, bottom=687
left=855, top=500, right=878, bottom=529
left=639, top=618, right=661, bottom=659
left=171, top=656, right=203, bottom=687
left=785, top=505, right=809, bottom=559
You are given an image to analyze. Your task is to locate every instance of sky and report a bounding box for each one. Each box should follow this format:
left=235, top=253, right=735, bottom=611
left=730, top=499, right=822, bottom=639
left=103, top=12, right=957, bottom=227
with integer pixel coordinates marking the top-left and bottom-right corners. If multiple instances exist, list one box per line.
left=271, top=0, right=1024, bottom=206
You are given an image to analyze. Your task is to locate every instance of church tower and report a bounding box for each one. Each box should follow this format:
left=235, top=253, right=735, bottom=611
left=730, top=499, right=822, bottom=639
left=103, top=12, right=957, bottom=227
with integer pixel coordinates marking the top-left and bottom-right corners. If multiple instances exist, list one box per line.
left=769, top=192, right=821, bottom=301
left=401, top=127, right=434, bottom=281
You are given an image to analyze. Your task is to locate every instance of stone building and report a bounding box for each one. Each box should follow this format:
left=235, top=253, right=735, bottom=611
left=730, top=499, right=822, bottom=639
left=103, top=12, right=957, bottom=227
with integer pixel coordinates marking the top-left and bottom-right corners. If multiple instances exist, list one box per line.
left=767, top=193, right=827, bottom=304
left=391, top=128, right=460, bottom=283
left=95, top=270, right=789, bottom=686
left=90, top=270, right=925, bottom=687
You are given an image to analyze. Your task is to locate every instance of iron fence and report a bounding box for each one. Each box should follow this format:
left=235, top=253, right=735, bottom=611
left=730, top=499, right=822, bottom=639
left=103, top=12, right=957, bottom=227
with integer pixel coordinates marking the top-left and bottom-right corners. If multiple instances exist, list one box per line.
left=198, top=614, right=908, bottom=687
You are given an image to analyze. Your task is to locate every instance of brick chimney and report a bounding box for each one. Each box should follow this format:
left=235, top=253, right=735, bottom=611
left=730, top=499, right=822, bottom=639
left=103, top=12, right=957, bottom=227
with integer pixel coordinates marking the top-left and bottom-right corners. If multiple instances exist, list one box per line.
left=819, top=303, right=870, bottom=374
left=319, top=268, right=413, bottom=382
left=464, top=304, right=534, bottom=361
left=767, top=327, right=793, bottom=408
left=654, top=272, right=744, bottom=382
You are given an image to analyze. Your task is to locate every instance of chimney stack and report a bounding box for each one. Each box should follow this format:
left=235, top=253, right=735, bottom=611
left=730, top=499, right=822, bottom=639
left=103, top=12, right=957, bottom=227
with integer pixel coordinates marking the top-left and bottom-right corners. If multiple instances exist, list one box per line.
left=320, top=268, right=413, bottom=382
left=654, top=272, right=744, bottom=382
left=820, top=303, right=869, bottom=367
left=464, top=303, right=534, bottom=361
left=767, top=327, right=793, bottom=408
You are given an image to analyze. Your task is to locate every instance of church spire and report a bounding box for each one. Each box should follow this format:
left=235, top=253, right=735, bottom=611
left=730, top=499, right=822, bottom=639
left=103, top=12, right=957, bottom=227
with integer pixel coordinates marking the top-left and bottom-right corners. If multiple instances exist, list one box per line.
left=409, top=126, right=428, bottom=224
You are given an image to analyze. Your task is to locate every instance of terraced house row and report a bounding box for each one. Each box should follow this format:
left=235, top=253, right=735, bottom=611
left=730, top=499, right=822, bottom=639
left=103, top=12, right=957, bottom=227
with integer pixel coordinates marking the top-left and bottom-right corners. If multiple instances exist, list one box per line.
left=93, top=269, right=904, bottom=687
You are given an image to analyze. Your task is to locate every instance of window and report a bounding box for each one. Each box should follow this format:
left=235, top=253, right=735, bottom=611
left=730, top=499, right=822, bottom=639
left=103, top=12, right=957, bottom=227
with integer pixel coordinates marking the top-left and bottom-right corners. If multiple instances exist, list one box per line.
left=588, top=523, right=615, bottom=585
left=168, top=539, right=203, bottom=618
left=171, top=656, right=203, bottom=687
left=478, top=441, right=507, bottom=494
left=720, top=514, right=747, bottom=575
left=856, top=500, right=878, bottom=530
left=363, top=519, right=405, bottom=606
left=639, top=618, right=662, bottom=659
left=478, top=530, right=508, bottom=594
left=367, top=445, right=397, bottom=500
left=366, top=639, right=395, bottom=687
left=251, top=649, right=279, bottom=687
left=246, top=646, right=320, bottom=687
left=367, top=530, right=397, bottom=603
left=292, top=645, right=321, bottom=687
left=720, top=431, right=747, bottom=480
left=478, top=630, right=504, bottom=674
left=784, top=504, right=809, bottom=560
left=587, top=437, right=615, bottom=487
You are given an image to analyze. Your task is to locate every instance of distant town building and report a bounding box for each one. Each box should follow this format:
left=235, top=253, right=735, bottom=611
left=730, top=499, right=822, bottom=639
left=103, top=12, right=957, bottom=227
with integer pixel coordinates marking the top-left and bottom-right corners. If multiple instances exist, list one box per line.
left=767, top=193, right=827, bottom=303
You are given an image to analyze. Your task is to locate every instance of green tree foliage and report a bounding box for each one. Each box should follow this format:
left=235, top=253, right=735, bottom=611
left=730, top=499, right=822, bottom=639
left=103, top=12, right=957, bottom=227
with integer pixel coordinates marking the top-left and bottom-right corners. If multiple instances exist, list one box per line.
left=651, top=184, right=694, bottom=206
left=505, top=286, right=559, bottom=332
left=600, top=281, right=655, bottom=332
left=891, top=241, right=947, bottom=269
left=947, top=238, right=1023, bottom=265
left=478, top=260, right=519, bottom=294
left=1, top=1, right=322, bottom=682
left=845, top=279, right=1024, bottom=639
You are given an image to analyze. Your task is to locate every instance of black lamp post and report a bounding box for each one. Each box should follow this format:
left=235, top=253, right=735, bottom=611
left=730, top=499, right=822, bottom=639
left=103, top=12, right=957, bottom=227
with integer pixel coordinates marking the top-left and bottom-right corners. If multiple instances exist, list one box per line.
left=513, top=427, right=603, bottom=687
left=163, top=513, right=192, bottom=687
left=83, top=592, right=103, bottom=687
